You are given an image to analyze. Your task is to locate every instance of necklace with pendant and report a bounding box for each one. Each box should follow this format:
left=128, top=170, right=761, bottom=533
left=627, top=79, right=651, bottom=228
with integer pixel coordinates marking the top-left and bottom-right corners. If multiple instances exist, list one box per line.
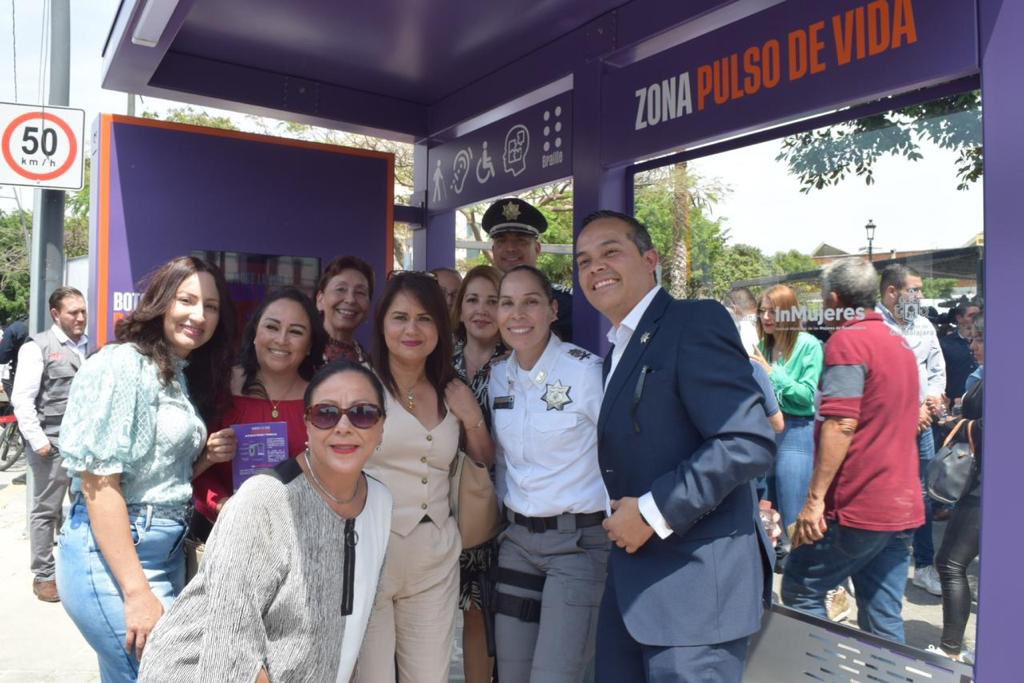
left=303, top=448, right=363, bottom=505
left=264, top=373, right=299, bottom=419
left=399, top=381, right=421, bottom=411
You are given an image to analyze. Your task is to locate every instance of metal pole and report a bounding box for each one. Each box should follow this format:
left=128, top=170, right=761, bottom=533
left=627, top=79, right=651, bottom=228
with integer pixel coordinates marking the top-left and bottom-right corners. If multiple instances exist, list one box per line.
left=27, top=0, right=71, bottom=336
left=26, top=0, right=71, bottom=535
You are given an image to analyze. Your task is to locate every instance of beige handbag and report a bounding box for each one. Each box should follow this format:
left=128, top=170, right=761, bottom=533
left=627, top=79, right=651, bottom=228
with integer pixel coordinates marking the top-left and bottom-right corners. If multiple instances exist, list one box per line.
left=449, top=450, right=504, bottom=548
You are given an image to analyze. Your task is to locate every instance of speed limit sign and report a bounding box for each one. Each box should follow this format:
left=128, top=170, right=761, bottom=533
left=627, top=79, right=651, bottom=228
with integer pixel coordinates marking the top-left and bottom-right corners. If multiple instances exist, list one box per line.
left=0, top=102, right=85, bottom=191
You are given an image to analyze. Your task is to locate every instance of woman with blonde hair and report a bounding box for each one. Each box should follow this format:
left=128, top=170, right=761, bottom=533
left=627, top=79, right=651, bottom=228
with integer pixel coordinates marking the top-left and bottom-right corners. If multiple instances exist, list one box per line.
left=752, top=284, right=823, bottom=531
left=450, top=264, right=507, bottom=683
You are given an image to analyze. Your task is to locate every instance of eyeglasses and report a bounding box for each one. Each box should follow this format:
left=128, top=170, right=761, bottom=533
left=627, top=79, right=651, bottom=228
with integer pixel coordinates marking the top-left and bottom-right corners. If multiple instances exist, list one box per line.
left=387, top=270, right=437, bottom=281
left=305, top=403, right=383, bottom=430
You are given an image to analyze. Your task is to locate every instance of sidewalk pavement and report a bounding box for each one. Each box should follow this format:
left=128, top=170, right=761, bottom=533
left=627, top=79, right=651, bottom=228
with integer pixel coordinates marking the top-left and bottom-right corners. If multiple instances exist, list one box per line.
left=0, top=452, right=968, bottom=680
left=0, top=459, right=99, bottom=682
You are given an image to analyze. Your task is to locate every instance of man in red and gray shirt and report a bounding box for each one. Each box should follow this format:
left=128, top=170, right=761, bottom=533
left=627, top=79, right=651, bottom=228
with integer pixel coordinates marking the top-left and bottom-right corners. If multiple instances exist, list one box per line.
left=782, top=258, right=922, bottom=643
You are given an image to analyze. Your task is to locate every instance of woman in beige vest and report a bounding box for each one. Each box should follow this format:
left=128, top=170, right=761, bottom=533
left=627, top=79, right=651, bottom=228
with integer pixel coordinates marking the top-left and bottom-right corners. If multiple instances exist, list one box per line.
left=356, top=272, right=494, bottom=683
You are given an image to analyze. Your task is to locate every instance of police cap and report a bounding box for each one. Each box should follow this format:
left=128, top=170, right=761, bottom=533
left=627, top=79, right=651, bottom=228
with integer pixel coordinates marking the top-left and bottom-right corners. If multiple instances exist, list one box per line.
left=482, top=198, right=547, bottom=239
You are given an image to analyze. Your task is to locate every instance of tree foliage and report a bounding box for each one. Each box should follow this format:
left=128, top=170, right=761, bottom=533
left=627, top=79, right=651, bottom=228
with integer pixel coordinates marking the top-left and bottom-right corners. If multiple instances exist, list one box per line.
left=923, top=277, right=957, bottom=299
left=776, top=91, right=982, bottom=193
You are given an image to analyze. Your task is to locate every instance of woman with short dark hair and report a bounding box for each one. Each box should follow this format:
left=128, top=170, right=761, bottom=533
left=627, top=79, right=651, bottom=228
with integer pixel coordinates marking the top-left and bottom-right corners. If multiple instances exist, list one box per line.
left=317, top=255, right=374, bottom=364
left=56, top=256, right=236, bottom=682
left=139, top=361, right=393, bottom=682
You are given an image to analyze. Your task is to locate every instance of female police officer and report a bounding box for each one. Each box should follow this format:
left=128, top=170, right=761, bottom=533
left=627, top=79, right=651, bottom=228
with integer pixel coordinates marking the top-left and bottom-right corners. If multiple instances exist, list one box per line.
left=489, top=265, right=608, bottom=683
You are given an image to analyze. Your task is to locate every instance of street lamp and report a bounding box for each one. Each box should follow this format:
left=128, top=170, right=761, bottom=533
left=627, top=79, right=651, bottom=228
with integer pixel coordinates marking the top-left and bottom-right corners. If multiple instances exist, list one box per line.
left=865, top=219, right=877, bottom=260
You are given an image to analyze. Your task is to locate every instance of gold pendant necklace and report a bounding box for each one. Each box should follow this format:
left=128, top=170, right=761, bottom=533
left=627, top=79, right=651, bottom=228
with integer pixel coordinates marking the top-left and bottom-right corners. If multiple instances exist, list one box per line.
left=264, top=374, right=299, bottom=420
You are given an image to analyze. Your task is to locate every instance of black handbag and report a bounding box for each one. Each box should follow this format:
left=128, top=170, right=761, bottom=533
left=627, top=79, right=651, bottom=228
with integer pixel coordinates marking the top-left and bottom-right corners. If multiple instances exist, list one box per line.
left=925, top=419, right=977, bottom=504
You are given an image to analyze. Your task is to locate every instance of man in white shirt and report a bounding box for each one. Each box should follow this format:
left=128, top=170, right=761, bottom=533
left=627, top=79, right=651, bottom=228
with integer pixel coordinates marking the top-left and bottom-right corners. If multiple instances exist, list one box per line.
left=877, top=264, right=947, bottom=596
left=575, top=210, right=775, bottom=683
left=11, top=287, right=87, bottom=602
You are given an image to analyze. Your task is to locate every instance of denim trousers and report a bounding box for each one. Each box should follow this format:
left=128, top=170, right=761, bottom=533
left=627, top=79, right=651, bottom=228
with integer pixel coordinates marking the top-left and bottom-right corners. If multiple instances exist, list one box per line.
left=912, top=428, right=936, bottom=567
left=56, top=500, right=187, bottom=683
left=769, top=415, right=815, bottom=530
left=781, top=524, right=912, bottom=643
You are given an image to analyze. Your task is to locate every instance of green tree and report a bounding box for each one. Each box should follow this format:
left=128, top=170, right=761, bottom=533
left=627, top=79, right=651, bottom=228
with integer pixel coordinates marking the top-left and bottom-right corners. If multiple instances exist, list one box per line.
left=0, top=208, right=33, bottom=325
left=923, top=277, right=957, bottom=299
left=776, top=91, right=982, bottom=193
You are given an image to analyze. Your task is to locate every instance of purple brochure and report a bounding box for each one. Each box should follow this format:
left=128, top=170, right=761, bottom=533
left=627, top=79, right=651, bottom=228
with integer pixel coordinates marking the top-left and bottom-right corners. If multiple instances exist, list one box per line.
left=231, top=421, right=289, bottom=491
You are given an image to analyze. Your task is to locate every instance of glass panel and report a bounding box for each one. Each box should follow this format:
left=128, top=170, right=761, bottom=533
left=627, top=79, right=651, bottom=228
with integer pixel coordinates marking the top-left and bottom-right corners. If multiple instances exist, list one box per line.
left=634, top=90, right=983, bottom=664
left=192, top=249, right=321, bottom=337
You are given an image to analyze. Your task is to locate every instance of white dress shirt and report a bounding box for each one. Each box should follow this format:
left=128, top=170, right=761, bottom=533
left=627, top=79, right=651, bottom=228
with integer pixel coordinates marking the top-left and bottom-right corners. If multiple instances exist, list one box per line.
left=10, top=324, right=88, bottom=452
left=603, top=286, right=675, bottom=539
left=489, top=334, right=607, bottom=517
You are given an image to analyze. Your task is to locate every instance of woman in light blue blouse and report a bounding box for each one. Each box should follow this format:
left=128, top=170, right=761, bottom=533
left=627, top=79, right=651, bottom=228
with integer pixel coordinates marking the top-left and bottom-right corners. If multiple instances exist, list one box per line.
left=56, top=256, right=236, bottom=683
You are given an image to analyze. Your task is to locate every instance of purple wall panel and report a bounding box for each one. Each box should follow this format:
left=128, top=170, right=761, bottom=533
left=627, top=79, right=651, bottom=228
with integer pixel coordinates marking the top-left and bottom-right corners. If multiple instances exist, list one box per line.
left=975, top=0, right=1023, bottom=679
left=91, top=119, right=391, bottom=347
left=601, top=0, right=978, bottom=165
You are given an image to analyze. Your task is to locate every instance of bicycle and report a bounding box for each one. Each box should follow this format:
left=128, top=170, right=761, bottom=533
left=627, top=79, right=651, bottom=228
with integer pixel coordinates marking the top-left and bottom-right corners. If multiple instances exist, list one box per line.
left=0, top=413, right=23, bottom=472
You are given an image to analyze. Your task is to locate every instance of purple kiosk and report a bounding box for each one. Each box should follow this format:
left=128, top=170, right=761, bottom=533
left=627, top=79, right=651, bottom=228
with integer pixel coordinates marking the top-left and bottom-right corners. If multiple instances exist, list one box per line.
left=95, top=0, right=1021, bottom=680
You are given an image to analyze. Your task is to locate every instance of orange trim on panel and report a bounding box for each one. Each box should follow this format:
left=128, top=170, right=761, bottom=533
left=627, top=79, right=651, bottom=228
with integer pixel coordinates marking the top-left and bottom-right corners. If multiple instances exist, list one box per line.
left=105, top=115, right=394, bottom=162
left=96, top=114, right=113, bottom=348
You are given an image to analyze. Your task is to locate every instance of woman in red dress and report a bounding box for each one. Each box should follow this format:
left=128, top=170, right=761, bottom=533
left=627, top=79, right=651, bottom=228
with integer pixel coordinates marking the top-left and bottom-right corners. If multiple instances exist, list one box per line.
left=193, top=288, right=327, bottom=529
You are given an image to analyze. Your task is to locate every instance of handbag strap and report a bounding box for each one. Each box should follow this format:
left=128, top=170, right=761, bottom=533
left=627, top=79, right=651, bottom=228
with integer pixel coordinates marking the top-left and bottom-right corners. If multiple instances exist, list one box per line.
left=942, top=419, right=968, bottom=449
left=966, top=420, right=976, bottom=453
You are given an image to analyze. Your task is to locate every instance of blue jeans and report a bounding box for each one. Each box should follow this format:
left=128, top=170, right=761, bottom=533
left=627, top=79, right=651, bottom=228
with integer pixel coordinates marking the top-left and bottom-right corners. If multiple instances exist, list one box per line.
left=56, top=501, right=187, bottom=682
left=769, top=415, right=815, bottom=530
left=913, top=428, right=935, bottom=567
left=781, top=524, right=912, bottom=643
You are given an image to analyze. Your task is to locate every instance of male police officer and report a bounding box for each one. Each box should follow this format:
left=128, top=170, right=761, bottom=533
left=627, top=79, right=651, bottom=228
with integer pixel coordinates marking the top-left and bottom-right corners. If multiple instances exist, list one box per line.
left=11, top=287, right=88, bottom=602
left=482, top=198, right=573, bottom=342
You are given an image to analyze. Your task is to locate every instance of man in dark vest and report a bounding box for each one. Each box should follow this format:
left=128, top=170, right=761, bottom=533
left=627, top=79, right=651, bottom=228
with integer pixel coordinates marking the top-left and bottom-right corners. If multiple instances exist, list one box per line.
left=11, top=287, right=88, bottom=602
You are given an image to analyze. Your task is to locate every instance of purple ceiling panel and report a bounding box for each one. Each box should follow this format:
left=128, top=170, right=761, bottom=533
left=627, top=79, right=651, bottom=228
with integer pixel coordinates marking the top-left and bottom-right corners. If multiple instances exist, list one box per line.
left=170, top=0, right=625, bottom=104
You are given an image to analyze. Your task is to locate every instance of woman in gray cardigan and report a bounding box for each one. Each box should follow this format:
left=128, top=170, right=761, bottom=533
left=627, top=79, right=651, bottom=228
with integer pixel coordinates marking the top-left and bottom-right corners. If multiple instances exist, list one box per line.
left=139, top=360, right=392, bottom=682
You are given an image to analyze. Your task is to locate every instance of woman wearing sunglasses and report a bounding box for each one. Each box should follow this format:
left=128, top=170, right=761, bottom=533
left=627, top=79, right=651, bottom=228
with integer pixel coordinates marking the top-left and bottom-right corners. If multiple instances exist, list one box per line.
left=356, top=272, right=494, bottom=683
left=192, top=288, right=327, bottom=536
left=139, top=360, right=392, bottom=682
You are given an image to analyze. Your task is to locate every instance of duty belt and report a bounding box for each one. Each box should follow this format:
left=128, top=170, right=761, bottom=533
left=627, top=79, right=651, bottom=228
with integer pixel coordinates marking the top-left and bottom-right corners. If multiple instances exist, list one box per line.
left=509, top=510, right=605, bottom=533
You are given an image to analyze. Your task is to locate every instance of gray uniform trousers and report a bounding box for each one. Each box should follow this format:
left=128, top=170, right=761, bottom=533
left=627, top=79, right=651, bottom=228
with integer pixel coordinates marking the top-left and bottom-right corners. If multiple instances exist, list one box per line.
left=27, top=446, right=70, bottom=581
left=495, top=520, right=609, bottom=683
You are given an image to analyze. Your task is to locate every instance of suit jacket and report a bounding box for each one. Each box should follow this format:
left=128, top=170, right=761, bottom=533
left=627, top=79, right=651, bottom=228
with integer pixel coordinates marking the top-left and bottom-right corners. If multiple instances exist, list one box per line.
left=598, top=289, right=776, bottom=647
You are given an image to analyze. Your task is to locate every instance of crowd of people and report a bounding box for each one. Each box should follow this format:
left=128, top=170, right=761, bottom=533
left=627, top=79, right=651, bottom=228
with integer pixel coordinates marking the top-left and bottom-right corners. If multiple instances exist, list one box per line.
left=2, top=197, right=984, bottom=682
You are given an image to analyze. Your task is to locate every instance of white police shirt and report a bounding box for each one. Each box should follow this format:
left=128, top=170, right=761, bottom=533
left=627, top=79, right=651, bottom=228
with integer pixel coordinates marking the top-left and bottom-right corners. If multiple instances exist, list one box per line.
left=489, top=334, right=607, bottom=518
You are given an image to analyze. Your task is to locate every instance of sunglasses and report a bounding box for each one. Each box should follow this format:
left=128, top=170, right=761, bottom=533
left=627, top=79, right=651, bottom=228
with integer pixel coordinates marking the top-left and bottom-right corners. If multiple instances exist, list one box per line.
left=387, top=270, right=437, bottom=281
left=305, top=403, right=383, bottom=430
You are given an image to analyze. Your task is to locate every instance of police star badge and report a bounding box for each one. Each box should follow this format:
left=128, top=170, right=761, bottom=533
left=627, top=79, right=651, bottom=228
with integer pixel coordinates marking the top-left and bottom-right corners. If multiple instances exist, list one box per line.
left=501, top=201, right=521, bottom=221
left=541, top=380, right=573, bottom=411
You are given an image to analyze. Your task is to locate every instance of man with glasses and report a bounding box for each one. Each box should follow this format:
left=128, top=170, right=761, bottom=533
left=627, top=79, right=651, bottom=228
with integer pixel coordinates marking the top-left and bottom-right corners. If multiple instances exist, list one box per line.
left=877, top=265, right=946, bottom=597
left=482, top=198, right=573, bottom=342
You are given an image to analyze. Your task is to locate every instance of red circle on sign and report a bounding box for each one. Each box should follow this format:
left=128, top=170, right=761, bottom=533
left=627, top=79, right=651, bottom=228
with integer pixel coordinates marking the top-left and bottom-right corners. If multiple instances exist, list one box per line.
left=2, top=111, right=78, bottom=181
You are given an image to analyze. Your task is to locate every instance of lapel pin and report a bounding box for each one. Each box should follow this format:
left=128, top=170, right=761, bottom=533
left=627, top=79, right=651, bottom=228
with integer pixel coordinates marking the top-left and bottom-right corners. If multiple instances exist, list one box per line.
left=640, top=332, right=651, bottom=344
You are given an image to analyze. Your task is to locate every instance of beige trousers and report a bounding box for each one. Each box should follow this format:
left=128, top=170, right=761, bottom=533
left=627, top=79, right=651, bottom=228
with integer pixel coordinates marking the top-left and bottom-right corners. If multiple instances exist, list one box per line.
left=355, top=515, right=461, bottom=683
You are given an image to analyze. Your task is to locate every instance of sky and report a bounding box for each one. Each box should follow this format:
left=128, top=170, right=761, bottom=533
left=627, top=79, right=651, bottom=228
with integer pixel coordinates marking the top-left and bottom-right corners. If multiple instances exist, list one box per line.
left=0, top=0, right=984, bottom=259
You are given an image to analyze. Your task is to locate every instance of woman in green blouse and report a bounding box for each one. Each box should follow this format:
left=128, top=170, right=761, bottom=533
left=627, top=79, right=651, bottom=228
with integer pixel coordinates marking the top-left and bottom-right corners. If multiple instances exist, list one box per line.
left=752, top=284, right=824, bottom=531
left=56, top=257, right=236, bottom=683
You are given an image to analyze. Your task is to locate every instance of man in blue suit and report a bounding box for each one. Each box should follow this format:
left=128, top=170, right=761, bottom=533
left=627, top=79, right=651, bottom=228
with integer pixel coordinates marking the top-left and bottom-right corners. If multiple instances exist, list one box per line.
left=575, top=211, right=776, bottom=682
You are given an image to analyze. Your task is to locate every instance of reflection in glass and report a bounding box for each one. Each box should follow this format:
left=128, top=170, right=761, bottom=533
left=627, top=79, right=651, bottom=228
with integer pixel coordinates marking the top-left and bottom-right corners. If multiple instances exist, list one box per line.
left=633, top=91, right=983, bottom=663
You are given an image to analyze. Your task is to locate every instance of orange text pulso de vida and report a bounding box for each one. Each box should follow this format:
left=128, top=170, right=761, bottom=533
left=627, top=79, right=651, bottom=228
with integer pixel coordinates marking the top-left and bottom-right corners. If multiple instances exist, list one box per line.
left=634, top=0, right=919, bottom=131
